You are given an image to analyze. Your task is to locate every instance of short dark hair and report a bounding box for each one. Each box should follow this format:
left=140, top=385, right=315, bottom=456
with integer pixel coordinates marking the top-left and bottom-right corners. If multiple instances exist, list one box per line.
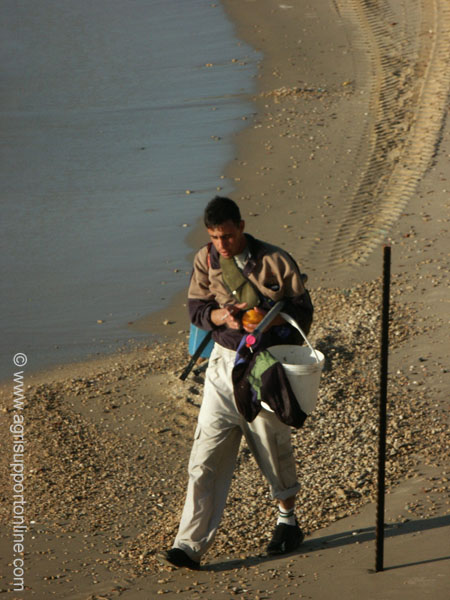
left=204, top=196, right=242, bottom=228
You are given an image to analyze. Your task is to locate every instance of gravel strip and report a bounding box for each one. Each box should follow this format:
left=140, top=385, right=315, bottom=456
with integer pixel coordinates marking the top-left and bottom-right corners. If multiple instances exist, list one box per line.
left=1, top=277, right=448, bottom=580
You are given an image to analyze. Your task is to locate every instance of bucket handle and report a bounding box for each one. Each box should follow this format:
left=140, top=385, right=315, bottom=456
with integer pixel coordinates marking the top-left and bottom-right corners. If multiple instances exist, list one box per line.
left=280, top=312, right=321, bottom=364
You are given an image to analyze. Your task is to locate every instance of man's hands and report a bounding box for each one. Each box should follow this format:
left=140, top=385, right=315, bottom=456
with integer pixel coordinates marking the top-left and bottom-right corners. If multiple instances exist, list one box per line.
left=211, top=302, right=248, bottom=330
left=211, top=304, right=285, bottom=332
left=240, top=307, right=284, bottom=333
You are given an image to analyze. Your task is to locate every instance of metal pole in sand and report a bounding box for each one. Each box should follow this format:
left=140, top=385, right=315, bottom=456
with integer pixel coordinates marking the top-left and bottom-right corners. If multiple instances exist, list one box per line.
left=375, top=245, right=391, bottom=572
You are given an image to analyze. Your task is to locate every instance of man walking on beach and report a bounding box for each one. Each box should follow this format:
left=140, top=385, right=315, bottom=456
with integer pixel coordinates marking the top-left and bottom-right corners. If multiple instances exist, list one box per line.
left=159, top=197, right=314, bottom=569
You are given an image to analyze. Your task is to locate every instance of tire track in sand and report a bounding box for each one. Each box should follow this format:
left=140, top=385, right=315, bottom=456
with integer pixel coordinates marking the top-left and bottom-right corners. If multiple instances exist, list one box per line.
left=314, top=0, right=450, bottom=267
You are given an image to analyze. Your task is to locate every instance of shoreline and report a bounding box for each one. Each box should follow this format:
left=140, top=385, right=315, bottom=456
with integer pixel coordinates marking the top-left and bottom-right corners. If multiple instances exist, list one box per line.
left=0, top=0, right=259, bottom=382
left=1, top=0, right=449, bottom=597
left=127, top=0, right=372, bottom=342
left=134, top=0, right=450, bottom=341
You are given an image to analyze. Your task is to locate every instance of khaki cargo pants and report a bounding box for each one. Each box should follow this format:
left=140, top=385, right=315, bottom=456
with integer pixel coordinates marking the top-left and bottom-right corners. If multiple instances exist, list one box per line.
left=174, top=343, right=300, bottom=561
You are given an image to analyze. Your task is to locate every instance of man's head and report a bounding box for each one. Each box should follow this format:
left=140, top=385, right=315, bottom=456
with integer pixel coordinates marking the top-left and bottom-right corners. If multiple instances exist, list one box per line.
left=204, top=196, right=246, bottom=259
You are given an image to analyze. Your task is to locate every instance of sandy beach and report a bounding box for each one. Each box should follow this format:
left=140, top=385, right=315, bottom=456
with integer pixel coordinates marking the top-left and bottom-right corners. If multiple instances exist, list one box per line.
left=1, top=0, right=449, bottom=598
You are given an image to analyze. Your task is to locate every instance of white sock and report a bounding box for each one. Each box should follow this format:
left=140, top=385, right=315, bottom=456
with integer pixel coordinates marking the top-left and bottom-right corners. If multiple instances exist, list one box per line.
left=277, top=505, right=296, bottom=526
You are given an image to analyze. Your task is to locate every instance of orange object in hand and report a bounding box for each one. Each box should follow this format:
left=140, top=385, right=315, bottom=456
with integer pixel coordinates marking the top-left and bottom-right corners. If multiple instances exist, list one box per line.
left=241, top=308, right=264, bottom=328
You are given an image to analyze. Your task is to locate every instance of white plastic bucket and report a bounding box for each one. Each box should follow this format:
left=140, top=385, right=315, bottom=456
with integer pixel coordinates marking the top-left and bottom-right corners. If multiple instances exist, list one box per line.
left=264, top=312, right=325, bottom=415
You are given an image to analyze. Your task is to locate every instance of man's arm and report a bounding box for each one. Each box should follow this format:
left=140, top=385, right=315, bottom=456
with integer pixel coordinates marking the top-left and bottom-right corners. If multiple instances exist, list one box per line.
left=282, top=289, right=314, bottom=336
left=188, top=246, right=246, bottom=331
left=271, top=251, right=313, bottom=335
left=188, top=251, right=217, bottom=330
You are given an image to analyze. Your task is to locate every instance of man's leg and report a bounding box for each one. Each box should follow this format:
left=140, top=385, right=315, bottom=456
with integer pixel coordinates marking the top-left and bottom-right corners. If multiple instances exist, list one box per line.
left=278, top=495, right=296, bottom=523
left=243, top=409, right=304, bottom=554
left=279, top=496, right=295, bottom=510
left=162, top=344, right=243, bottom=567
left=173, top=421, right=242, bottom=561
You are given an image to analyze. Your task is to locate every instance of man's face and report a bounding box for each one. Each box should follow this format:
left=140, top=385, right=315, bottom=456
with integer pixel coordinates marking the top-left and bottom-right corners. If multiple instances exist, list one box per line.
left=207, top=220, right=246, bottom=259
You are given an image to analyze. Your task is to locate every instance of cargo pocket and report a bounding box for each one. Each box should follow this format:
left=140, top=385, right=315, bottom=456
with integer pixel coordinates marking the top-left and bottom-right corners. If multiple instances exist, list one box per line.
left=205, top=351, right=221, bottom=379
left=275, top=432, right=298, bottom=490
left=188, top=423, right=203, bottom=472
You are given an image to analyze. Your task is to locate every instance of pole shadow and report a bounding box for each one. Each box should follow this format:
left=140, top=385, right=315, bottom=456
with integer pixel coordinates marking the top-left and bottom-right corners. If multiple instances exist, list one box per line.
left=203, top=514, right=450, bottom=573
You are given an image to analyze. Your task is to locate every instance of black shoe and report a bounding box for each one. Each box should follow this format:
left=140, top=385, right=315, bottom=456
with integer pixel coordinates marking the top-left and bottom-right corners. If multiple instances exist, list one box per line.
left=157, top=548, right=200, bottom=570
left=267, top=520, right=304, bottom=555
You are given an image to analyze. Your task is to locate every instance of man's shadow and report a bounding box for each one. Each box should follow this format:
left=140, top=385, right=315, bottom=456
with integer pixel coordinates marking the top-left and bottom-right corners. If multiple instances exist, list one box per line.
left=203, top=514, right=450, bottom=573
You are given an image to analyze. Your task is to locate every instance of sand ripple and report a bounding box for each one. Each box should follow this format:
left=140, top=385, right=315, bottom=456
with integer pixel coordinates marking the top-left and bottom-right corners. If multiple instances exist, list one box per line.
left=313, top=0, right=450, bottom=266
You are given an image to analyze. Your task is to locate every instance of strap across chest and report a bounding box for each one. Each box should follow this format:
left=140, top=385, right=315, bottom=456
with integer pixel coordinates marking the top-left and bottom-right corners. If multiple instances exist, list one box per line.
left=219, top=255, right=260, bottom=309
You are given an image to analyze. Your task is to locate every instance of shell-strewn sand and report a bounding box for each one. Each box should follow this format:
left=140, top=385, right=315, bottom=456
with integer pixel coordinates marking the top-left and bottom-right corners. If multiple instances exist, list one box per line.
left=1, top=0, right=449, bottom=598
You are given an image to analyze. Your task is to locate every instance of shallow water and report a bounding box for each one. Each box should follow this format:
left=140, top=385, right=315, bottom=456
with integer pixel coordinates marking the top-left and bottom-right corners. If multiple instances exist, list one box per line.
left=0, top=0, right=259, bottom=379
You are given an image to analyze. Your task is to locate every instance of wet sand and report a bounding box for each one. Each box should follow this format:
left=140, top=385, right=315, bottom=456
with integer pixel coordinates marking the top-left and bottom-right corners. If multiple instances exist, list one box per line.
left=1, top=0, right=449, bottom=598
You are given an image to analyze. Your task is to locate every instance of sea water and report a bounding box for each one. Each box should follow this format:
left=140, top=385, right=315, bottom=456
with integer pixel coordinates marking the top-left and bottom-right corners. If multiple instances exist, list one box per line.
left=0, top=0, right=259, bottom=379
